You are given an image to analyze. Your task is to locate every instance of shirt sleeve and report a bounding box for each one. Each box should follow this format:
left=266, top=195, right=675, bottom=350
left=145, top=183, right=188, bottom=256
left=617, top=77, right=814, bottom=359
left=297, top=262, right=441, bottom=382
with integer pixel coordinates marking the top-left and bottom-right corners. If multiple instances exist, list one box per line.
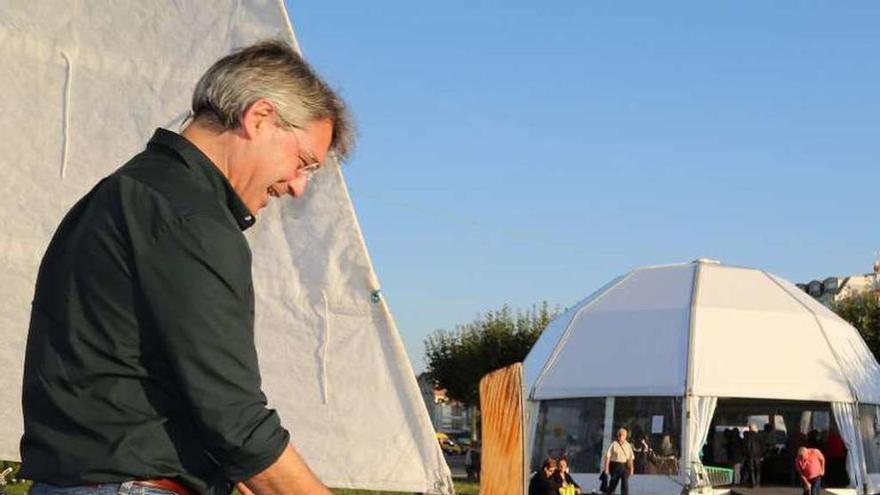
left=136, top=214, right=289, bottom=482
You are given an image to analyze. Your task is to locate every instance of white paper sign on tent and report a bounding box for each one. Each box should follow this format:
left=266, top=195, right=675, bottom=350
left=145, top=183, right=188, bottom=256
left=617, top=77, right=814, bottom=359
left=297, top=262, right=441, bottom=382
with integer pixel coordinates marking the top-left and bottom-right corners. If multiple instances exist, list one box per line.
left=651, top=415, right=664, bottom=434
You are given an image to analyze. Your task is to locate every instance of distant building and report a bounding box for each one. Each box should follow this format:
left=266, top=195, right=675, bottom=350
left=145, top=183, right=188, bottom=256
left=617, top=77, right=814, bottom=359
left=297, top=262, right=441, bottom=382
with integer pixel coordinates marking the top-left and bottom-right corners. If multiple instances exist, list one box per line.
left=417, top=373, right=473, bottom=434
left=797, top=260, right=880, bottom=307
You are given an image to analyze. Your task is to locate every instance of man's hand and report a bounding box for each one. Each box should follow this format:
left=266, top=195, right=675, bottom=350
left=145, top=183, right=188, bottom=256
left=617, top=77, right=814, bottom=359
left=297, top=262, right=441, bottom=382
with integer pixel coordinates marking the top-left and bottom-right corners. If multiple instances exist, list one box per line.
left=243, top=444, right=333, bottom=495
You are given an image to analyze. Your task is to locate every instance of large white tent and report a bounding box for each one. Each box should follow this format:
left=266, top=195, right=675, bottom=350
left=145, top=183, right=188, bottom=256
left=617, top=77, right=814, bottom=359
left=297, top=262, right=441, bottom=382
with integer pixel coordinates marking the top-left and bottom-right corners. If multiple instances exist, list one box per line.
left=523, top=259, right=880, bottom=494
left=0, top=2, right=452, bottom=493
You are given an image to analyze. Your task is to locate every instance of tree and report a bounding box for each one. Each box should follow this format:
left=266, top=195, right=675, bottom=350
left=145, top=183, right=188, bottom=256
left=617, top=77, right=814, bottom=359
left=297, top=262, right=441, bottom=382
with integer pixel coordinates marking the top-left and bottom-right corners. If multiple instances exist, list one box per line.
left=832, top=291, right=880, bottom=359
left=424, top=302, right=558, bottom=408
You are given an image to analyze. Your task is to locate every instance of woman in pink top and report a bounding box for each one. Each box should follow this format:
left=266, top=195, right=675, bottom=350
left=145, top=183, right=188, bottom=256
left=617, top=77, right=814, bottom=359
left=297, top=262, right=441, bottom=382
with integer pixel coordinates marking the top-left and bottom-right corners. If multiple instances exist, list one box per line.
left=796, top=447, right=826, bottom=495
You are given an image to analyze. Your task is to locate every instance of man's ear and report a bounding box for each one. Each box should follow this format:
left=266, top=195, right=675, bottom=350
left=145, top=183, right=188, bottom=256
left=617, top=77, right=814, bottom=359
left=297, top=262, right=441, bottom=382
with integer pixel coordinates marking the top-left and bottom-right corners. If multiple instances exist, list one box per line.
left=240, top=98, right=277, bottom=139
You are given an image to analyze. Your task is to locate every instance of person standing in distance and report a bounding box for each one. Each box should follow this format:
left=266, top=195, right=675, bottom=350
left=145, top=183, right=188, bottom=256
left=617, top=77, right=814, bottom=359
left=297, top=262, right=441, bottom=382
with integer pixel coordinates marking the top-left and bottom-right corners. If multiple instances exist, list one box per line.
left=742, top=423, right=765, bottom=488
left=603, top=428, right=635, bottom=495
left=20, top=40, right=353, bottom=495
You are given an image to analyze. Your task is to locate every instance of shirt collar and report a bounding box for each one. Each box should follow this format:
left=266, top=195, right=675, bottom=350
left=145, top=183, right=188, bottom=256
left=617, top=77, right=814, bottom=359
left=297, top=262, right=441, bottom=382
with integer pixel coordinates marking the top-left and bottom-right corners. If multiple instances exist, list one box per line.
left=147, top=128, right=256, bottom=231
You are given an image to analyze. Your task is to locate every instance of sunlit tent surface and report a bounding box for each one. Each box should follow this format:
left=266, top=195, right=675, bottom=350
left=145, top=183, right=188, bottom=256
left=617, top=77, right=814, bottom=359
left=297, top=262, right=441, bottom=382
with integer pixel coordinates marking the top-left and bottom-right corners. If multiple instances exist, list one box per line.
left=523, top=259, right=880, bottom=495
left=0, top=3, right=452, bottom=493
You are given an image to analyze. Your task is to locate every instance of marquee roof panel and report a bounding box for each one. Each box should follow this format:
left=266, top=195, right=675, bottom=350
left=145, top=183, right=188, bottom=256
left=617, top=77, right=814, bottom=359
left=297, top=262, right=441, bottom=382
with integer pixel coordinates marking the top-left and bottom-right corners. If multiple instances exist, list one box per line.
left=527, top=259, right=879, bottom=404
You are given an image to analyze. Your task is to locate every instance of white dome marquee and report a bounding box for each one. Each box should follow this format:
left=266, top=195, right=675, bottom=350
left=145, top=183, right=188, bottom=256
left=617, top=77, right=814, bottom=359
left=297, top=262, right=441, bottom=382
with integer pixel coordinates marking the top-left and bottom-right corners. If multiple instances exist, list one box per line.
left=522, top=259, right=880, bottom=495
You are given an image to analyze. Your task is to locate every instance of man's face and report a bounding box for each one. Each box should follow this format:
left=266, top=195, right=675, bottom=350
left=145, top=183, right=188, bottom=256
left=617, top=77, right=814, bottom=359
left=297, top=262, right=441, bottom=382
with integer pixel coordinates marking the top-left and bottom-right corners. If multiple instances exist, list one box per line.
left=617, top=430, right=627, bottom=442
left=233, top=116, right=334, bottom=213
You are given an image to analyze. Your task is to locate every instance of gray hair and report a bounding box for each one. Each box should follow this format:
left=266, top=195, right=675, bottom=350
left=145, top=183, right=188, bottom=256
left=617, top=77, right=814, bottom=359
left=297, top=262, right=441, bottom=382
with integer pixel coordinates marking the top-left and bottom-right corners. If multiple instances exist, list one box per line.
left=191, top=39, right=354, bottom=161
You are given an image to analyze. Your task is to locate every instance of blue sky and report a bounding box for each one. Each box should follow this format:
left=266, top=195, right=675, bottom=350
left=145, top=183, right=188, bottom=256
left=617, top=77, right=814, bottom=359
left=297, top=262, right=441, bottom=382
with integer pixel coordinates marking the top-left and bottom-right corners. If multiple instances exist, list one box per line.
left=285, top=2, right=880, bottom=372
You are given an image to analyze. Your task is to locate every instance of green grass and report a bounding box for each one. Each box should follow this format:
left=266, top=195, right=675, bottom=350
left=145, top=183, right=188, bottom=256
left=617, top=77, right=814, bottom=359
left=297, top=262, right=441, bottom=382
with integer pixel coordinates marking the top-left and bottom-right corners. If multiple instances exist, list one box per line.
left=451, top=481, right=479, bottom=495
left=5, top=482, right=31, bottom=495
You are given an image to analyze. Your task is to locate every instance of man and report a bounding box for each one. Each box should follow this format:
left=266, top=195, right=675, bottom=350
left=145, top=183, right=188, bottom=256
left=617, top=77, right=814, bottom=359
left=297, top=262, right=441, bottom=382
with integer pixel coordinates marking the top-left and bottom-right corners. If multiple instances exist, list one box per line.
left=528, top=458, right=560, bottom=495
left=743, top=423, right=765, bottom=488
left=20, top=40, right=353, bottom=495
left=603, top=428, right=634, bottom=495
left=796, top=446, right=826, bottom=495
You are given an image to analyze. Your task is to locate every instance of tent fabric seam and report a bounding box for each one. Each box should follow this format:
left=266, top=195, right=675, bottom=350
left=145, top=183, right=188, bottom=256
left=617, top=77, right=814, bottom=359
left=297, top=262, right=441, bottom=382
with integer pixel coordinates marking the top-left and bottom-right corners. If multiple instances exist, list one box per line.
left=636, top=261, right=693, bottom=271
left=61, top=50, right=73, bottom=179
left=320, top=290, right=330, bottom=404
left=275, top=0, right=301, bottom=52
left=763, top=271, right=858, bottom=402
left=684, top=262, right=701, bottom=396
left=681, top=262, right=701, bottom=485
left=531, top=269, right=638, bottom=397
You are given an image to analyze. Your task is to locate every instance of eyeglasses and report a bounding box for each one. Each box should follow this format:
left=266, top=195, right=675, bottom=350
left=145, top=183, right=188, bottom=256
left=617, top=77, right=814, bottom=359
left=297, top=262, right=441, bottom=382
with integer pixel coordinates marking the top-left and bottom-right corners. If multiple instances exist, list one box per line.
left=298, top=159, right=322, bottom=182
left=287, top=124, right=323, bottom=182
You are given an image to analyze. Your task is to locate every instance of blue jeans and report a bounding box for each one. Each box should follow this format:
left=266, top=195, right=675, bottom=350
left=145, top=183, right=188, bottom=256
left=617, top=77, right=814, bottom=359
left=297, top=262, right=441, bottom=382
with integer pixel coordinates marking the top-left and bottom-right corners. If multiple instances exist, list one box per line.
left=30, top=481, right=177, bottom=495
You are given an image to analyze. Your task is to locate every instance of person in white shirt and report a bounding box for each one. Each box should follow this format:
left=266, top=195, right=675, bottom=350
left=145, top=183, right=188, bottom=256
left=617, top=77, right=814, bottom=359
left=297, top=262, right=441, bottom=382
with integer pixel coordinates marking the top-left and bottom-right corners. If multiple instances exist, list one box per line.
left=603, top=428, right=635, bottom=495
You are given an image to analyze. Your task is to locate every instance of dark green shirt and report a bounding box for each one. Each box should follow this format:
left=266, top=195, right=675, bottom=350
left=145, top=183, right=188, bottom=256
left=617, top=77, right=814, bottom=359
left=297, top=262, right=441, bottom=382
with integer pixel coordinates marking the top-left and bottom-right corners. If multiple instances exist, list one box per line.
left=20, top=129, right=289, bottom=494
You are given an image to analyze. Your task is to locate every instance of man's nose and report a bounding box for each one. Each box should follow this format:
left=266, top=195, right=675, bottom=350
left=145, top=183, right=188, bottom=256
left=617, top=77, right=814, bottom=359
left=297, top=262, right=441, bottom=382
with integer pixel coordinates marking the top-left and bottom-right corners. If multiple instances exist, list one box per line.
left=286, top=176, right=308, bottom=197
